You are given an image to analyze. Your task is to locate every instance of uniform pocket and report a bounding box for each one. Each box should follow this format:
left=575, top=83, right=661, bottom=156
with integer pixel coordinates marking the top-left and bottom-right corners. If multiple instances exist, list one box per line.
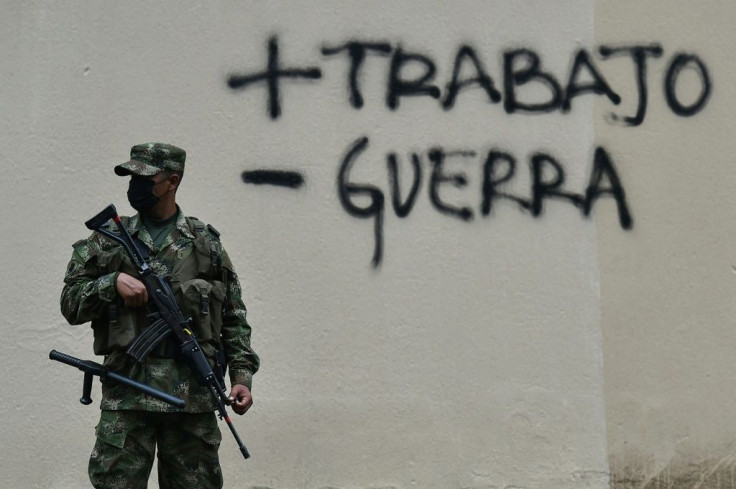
left=97, top=249, right=137, bottom=276
left=107, top=306, right=139, bottom=350
left=97, top=251, right=123, bottom=274
left=180, top=279, right=226, bottom=342
left=94, top=249, right=140, bottom=353
left=95, top=411, right=127, bottom=449
left=192, top=235, right=218, bottom=278
left=91, top=318, right=110, bottom=356
left=91, top=309, right=139, bottom=355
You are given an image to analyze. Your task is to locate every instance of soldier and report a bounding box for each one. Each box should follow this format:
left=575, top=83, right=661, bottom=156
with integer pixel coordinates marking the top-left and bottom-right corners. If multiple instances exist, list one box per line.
left=60, top=143, right=260, bottom=488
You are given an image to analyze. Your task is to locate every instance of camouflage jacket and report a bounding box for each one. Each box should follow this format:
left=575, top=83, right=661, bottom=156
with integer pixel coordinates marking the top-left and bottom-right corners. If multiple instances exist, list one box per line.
left=60, top=208, right=260, bottom=412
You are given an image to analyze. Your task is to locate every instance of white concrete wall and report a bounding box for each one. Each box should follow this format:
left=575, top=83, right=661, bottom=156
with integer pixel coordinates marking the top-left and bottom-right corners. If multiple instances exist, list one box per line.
left=0, top=2, right=729, bottom=488
left=595, top=1, right=736, bottom=487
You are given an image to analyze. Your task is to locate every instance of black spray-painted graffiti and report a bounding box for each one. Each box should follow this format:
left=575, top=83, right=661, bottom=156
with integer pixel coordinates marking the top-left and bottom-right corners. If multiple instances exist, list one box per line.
left=229, top=37, right=711, bottom=124
left=241, top=169, right=305, bottom=189
left=337, top=138, right=631, bottom=267
left=231, top=37, right=712, bottom=268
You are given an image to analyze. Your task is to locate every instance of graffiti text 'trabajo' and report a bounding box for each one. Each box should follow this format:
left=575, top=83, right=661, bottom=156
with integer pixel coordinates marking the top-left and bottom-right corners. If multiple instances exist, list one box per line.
left=228, top=37, right=712, bottom=126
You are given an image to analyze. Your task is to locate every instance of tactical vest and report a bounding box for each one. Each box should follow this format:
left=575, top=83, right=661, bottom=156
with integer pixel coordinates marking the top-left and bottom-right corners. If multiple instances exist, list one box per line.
left=90, top=216, right=228, bottom=368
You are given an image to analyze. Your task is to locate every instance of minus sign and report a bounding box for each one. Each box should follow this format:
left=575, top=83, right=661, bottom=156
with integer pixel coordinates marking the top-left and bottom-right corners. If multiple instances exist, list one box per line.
left=242, top=170, right=305, bottom=189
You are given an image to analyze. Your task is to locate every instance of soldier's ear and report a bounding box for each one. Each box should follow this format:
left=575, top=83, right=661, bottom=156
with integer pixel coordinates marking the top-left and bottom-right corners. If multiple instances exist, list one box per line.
left=168, top=173, right=181, bottom=191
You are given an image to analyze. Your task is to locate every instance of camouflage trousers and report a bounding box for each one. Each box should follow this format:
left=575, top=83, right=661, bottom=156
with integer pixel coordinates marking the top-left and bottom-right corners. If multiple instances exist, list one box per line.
left=89, top=410, right=223, bottom=489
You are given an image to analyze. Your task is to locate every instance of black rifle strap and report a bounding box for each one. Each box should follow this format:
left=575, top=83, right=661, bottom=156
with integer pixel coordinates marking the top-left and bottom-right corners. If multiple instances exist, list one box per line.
left=215, top=345, right=228, bottom=391
left=131, top=236, right=150, bottom=263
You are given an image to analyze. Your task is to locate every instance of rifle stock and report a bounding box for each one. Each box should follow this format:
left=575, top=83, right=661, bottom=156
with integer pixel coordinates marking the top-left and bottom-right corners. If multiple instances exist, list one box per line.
left=84, top=204, right=117, bottom=231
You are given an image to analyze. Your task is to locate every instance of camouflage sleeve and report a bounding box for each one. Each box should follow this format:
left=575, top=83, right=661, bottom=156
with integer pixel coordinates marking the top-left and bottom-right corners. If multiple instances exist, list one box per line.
left=60, top=237, right=119, bottom=325
left=220, top=249, right=260, bottom=390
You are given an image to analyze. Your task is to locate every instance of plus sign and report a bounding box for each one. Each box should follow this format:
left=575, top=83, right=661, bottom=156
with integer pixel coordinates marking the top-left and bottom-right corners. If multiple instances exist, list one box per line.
left=228, top=36, right=322, bottom=119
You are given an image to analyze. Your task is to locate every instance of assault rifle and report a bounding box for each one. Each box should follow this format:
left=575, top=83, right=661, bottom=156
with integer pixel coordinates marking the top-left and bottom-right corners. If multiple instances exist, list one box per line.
left=49, top=350, right=185, bottom=408
left=84, top=204, right=250, bottom=459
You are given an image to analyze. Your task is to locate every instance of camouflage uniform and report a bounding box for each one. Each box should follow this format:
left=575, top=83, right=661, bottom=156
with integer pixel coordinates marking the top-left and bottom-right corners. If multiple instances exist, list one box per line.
left=60, top=143, right=259, bottom=489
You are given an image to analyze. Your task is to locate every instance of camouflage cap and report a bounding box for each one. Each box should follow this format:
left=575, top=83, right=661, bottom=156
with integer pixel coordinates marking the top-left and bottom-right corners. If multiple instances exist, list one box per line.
left=114, top=142, right=186, bottom=177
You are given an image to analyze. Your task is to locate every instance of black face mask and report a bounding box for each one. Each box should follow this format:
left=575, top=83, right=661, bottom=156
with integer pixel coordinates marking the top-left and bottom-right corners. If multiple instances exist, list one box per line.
left=127, top=177, right=160, bottom=211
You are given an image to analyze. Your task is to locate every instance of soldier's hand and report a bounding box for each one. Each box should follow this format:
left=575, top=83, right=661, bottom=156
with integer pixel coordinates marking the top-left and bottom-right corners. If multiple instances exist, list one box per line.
left=229, top=384, right=253, bottom=415
left=115, top=272, right=149, bottom=307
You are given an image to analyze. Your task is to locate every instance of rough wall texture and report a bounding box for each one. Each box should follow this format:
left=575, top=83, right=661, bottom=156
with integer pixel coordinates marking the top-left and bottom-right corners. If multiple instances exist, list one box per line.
left=0, top=2, right=730, bottom=488
left=595, top=2, right=736, bottom=489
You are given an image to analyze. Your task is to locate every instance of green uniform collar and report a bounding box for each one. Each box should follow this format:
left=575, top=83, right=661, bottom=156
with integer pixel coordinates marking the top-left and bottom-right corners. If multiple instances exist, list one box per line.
left=127, top=206, right=196, bottom=252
